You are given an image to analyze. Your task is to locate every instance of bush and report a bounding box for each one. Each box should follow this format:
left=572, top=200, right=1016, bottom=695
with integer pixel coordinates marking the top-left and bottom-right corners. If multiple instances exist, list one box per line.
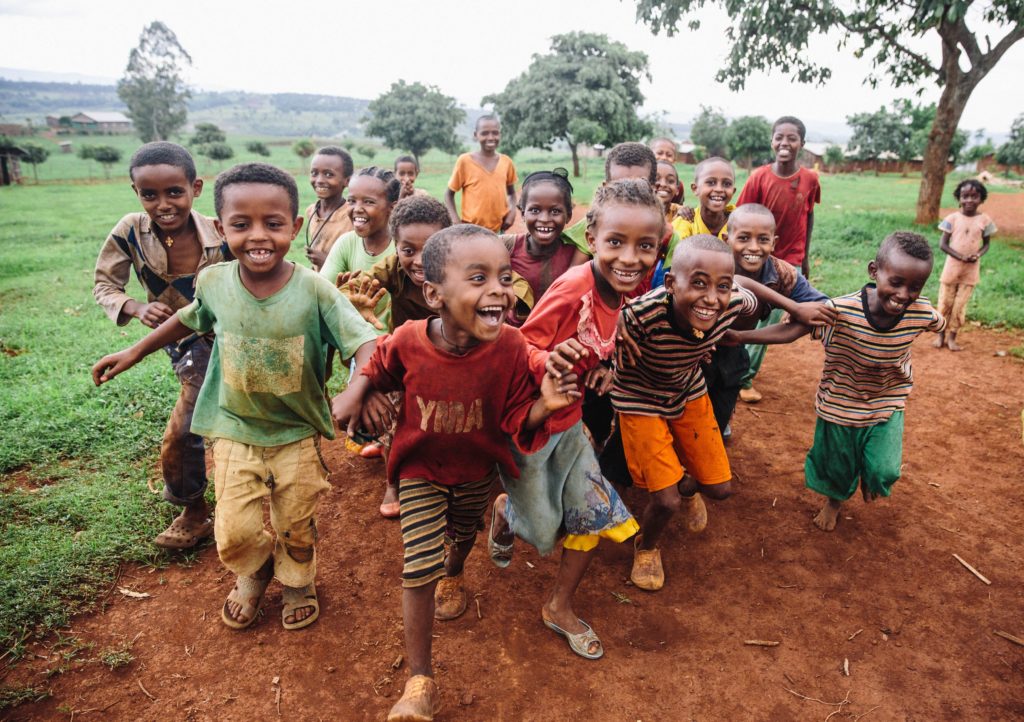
left=245, top=141, right=270, bottom=157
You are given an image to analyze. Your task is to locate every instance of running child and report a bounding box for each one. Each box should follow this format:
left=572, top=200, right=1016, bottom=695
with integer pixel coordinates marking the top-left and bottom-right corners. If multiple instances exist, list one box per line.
left=394, top=155, right=430, bottom=200
left=490, top=178, right=664, bottom=661
left=305, top=146, right=354, bottom=271
left=93, top=141, right=227, bottom=550
left=735, top=116, right=821, bottom=403
left=349, top=225, right=576, bottom=722
left=445, top=114, right=517, bottom=232
left=93, top=162, right=379, bottom=629
left=933, top=179, right=995, bottom=351
left=726, top=231, right=944, bottom=531
left=614, top=234, right=834, bottom=590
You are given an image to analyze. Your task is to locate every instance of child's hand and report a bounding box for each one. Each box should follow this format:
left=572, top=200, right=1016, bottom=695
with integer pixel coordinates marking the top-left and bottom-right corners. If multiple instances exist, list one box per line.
left=330, top=387, right=365, bottom=434
left=541, top=370, right=582, bottom=412
left=359, top=390, right=397, bottom=437
left=547, top=339, right=588, bottom=378
left=135, top=301, right=174, bottom=329
left=583, top=366, right=614, bottom=396
left=306, top=246, right=328, bottom=269
left=674, top=205, right=695, bottom=222
left=615, top=315, right=642, bottom=368
left=340, top=275, right=387, bottom=330
left=791, top=301, right=836, bottom=327
left=399, top=179, right=415, bottom=199
left=92, top=349, right=140, bottom=385
left=966, top=253, right=980, bottom=262
left=501, top=207, right=517, bottom=233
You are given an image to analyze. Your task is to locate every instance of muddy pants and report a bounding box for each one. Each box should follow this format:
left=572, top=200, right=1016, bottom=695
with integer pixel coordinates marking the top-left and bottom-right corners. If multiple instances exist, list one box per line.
left=937, top=282, right=975, bottom=333
left=161, top=337, right=212, bottom=506
left=212, top=436, right=331, bottom=587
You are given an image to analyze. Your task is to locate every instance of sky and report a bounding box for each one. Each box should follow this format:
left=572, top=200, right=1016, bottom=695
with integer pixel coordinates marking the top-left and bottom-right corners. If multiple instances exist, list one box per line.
left=1, top=0, right=1022, bottom=139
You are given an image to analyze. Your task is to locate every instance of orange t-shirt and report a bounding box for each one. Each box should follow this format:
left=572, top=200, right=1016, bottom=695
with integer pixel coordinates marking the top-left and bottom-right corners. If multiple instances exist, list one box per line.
left=448, top=153, right=517, bottom=231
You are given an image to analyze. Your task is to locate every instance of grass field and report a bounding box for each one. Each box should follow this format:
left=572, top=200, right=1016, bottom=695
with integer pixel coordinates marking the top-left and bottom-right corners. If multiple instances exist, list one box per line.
left=1, top=147, right=1022, bottom=661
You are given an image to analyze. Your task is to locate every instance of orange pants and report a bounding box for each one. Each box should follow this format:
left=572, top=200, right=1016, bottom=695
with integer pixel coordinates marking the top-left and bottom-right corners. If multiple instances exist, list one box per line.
left=619, top=394, right=731, bottom=493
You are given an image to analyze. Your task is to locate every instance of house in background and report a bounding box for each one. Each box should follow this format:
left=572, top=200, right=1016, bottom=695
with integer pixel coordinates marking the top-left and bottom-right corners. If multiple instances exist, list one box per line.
left=47, top=112, right=133, bottom=135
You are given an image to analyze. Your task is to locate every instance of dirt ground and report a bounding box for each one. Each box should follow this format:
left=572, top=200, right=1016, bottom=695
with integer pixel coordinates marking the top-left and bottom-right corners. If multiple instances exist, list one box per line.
left=3, top=324, right=1023, bottom=721
left=942, top=191, right=1024, bottom=237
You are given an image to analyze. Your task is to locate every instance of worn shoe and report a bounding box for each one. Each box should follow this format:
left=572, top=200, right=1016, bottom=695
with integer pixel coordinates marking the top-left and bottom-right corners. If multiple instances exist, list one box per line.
left=684, top=493, right=708, bottom=534
left=739, top=386, right=762, bottom=403
left=387, top=675, right=439, bottom=722
left=433, top=574, right=467, bottom=621
left=630, top=536, right=665, bottom=591
left=154, top=512, right=213, bottom=550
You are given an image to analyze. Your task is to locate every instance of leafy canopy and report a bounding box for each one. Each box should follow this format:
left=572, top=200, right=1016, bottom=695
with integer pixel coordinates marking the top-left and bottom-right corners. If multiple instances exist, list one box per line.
left=725, top=115, right=773, bottom=168
left=293, top=140, right=315, bottom=159
left=190, top=122, right=225, bottom=146
left=117, top=21, right=192, bottom=143
left=848, top=101, right=967, bottom=163
left=996, top=114, right=1024, bottom=167
left=364, top=80, right=464, bottom=163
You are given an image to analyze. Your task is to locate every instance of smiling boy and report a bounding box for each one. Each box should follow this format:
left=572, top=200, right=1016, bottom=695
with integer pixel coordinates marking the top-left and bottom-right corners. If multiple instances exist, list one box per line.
left=445, top=115, right=518, bottom=232
left=93, top=162, right=379, bottom=630
left=726, top=232, right=944, bottom=531
left=304, top=146, right=354, bottom=271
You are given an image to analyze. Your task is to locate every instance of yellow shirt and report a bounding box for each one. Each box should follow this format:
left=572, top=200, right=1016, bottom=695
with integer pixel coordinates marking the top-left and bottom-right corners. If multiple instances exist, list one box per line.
left=665, top=204, right=735, bottom=266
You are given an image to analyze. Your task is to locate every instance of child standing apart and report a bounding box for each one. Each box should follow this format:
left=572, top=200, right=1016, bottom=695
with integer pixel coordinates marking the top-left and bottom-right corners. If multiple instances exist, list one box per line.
left=934, top=179, right=995, bottom=351
left=445, top=115, right=517, bottom=232
left=93, top=141, right=227, bottom=550
left=394, top=155, right=430, bottom=200
left=490, top=179, right=664, bottom=660
left=727, top=232, right=944, bottom=531
left=93, top=163, right=379, bottom=630
left=736, top=116, right=821, bottom=403
left=351, top=225, right=574, bottom=721
left=305, top=146, right=354, bottom=271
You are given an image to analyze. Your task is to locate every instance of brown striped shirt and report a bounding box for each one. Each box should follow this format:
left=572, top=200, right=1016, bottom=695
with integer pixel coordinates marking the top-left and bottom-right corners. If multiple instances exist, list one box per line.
left=812, top=285, right=945, bottom=426
left=611, top=285, right=757, bottom=417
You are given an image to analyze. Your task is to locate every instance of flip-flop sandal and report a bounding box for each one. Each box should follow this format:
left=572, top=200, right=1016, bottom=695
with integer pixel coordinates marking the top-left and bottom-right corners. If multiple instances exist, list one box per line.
left=154, top=515, right=214, bottom=550
left=542, top=615, right=604, bottom=660
left=281, top=583, right=319, bottom=630
left=221, top=572, right=271, bottom=630
left=488, top=496, right=514, bottom=569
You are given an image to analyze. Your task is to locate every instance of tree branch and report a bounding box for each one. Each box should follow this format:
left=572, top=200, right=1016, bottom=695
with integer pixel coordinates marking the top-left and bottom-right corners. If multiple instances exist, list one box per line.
left=836, top=14, right=941, bottom=78
left=973, top=24, right=1024, bottom=77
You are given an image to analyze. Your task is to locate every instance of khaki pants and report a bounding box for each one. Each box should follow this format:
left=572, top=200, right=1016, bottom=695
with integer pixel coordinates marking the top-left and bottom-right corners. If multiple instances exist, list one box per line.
left=212, top=436, right=331, bottom=587
left=937, top=282, right=975, bottom=333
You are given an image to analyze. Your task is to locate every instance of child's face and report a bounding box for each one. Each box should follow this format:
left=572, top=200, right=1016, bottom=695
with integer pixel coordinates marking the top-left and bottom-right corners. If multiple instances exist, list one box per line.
left=957, top=185, right=982, bottom=215
left=867, top=251, right=933, bottom=319
left=347, top=175, right=393, bottom=239
left=216, top=183, right=301, bottom=278
left=474, top=119, right=501, bottom=154
left=651, top=140, right=676, bottom=164
left=654, top=162, right=679, bottom=206
left=395, top=222, right=440, bottom=287
left=664, top=249, right=735, bottom=333
left=771, top=123, right=804, bottom=164
left=607, top=162, right=653, bottom=184
left=585, top=204, right=662, bottom=296
left=395, top=161, right=418, bottom=190
left=424, top=235, right=515, bottom=344
left=692, top=160, right=735, bottom=214
left=522, top=181, right=569, bottom=248
left=309, top=154, right=349, bottom=202
left=728, top=213, right=777, bottom=276
left=131, top=164, right=202, bottom=236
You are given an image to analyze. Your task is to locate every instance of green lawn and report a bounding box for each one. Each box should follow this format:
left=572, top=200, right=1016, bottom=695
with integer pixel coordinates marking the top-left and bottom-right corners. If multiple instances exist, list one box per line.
left=0, top=149, right=1021, bottom=661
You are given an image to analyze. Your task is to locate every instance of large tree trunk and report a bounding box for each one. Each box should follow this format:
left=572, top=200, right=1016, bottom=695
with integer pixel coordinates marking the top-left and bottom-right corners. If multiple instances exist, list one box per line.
left=570, top=143, right=580, bottom=177
left=915, top=77, right=970, bottom=223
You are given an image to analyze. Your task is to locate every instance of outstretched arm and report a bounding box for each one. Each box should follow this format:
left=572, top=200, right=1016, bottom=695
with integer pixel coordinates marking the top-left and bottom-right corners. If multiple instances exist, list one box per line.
left=330, top=339, right=378, bottom=435
left=92, top=315, right=193, bottom=385
left=733, top=275, right=835, bottom=327
left=725, top=321, right=811, bottom=347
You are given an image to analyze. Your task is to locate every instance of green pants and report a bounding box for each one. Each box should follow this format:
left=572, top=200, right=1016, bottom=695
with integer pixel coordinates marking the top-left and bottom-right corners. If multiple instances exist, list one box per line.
left=741, top=307, right=784, bottom=389
left=804, top=412, right=904, bottom=501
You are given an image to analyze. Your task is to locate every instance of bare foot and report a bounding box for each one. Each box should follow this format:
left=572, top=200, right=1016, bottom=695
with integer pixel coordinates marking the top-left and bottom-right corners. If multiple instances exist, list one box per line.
left=932, top=333, right=945, bottom=349
left=813, top=498, right=842, bottom=531
left=946, top=336, right=963, bottom=352
left=379, top=482, right=400, bottom=518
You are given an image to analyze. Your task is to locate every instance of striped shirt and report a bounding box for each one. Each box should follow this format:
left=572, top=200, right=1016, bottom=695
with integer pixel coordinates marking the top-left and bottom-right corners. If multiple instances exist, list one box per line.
left=611, top=285, right=758, bottom=417
left=812, top=285, right=945, bottom=427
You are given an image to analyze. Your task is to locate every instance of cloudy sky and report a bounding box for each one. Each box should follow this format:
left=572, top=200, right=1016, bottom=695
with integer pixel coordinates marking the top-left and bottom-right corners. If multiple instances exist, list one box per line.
left=1, top=0, right=1021, bottom=138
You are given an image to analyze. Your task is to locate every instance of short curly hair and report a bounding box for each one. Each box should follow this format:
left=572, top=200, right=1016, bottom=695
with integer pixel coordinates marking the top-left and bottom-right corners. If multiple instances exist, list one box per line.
left=214, top=162, right=298, bottom=218
left=953, top=178, right=987, bottom=202
left=129, top=141, right=197, bottom=183
left=421, top=223, right=499, bottom=284
left=388, top=195, right=451, bottom=240
left=605, top=142, right=657, bottom=184
left=585, top=178, right=664, bottom=233
left=877, top=231, right=933, bottom=265
left=314, top=146, right=354, bottom=177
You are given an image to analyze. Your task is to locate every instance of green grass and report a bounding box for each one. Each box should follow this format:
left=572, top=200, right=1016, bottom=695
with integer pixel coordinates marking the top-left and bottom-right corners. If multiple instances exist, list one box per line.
left=0, top=150, right=1022, bottom=658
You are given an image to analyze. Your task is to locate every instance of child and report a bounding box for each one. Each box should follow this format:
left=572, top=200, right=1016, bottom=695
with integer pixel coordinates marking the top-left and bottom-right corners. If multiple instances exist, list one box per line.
left=93, top=141, right=227, bottom=550
left=320, top=166, right=400, bottom=333
left=727, top=231, right=944, bottom=532
left=736, top=116, right=821, bottom=403
left=661, top=157, right=736, bottom=277
left=650, top=137, right=684, bottom=204
left=93, top=162, right=380, bottom=629
left=934, top=179, right=995, bottom=351
left=490, top=178, right=664, bottom=661
left=445, top=114, right=517, bottom=232
left=655, top=160, right=682, bottom=223
left=305, top=146, right=354, bottom=271
left=351, top=225, right=575, bottom=722
left=394, top=155, right=430, bottom=200
left=503, top=168, right=578, bottom=301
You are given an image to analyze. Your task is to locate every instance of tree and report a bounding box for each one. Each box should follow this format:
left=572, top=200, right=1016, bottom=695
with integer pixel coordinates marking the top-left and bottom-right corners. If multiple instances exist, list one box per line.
left=484, top=32, right=652, bottom=177
left=634, top=1, right=1024, bottom=222
left=364, top=80, right=464, bottom=165
left=964, top=138, right=995, bottom=163
left=293, top=140, right=315, bottom=159
left=21, top=143, right=50, bottom=183
left=357, top=144, right=377, bottom=161
left=824, top=145, right=846, bottom=172
left=689, top=106, right=729, bottom=158
left=847, top=106, right=912, bottom=174
left=725, top=115, right=772, bottom=168
left=190, top=122, right=225, bottom=146
left=117, top=21, right=192, bottom=143
left=245, top=141, right=271, bottom=157
left=78, top=145, right=122, bottom=179
left=996, top=114, right=1024, bottom=168
left=201, top=142, right=234, bottom=168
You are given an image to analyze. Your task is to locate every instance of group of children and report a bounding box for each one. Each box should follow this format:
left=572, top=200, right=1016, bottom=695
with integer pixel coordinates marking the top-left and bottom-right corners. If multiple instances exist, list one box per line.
left=91, top=112, right=996, bottom=721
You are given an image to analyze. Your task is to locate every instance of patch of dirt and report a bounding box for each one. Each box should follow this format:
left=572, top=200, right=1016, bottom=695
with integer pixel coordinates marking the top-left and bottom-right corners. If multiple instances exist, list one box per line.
left=942, top=191, right=1024, bottom=238
left=3, top=327, right=1023, bottom=721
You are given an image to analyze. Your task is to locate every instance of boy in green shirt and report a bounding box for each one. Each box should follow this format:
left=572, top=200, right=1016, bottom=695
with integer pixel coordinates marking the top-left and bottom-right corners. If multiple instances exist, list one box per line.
left=93, top=162, right=379, bottom=631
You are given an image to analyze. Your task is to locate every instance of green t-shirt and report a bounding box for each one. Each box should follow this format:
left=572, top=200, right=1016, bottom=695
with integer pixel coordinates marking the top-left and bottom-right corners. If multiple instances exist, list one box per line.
left=319, top=230, right=395, bottom=334
left=178, top=261, right=378, bottom=446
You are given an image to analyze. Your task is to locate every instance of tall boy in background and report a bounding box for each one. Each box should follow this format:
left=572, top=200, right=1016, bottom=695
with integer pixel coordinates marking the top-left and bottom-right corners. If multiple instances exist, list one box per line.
left=445, top=115, right=517, bottom=232
left=305, top=146, right=354, bottom=271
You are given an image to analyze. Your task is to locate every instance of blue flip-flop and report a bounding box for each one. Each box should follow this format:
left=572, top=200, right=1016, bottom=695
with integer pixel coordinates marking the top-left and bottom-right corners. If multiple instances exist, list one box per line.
left=543, top=616, right=604, bottom=660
